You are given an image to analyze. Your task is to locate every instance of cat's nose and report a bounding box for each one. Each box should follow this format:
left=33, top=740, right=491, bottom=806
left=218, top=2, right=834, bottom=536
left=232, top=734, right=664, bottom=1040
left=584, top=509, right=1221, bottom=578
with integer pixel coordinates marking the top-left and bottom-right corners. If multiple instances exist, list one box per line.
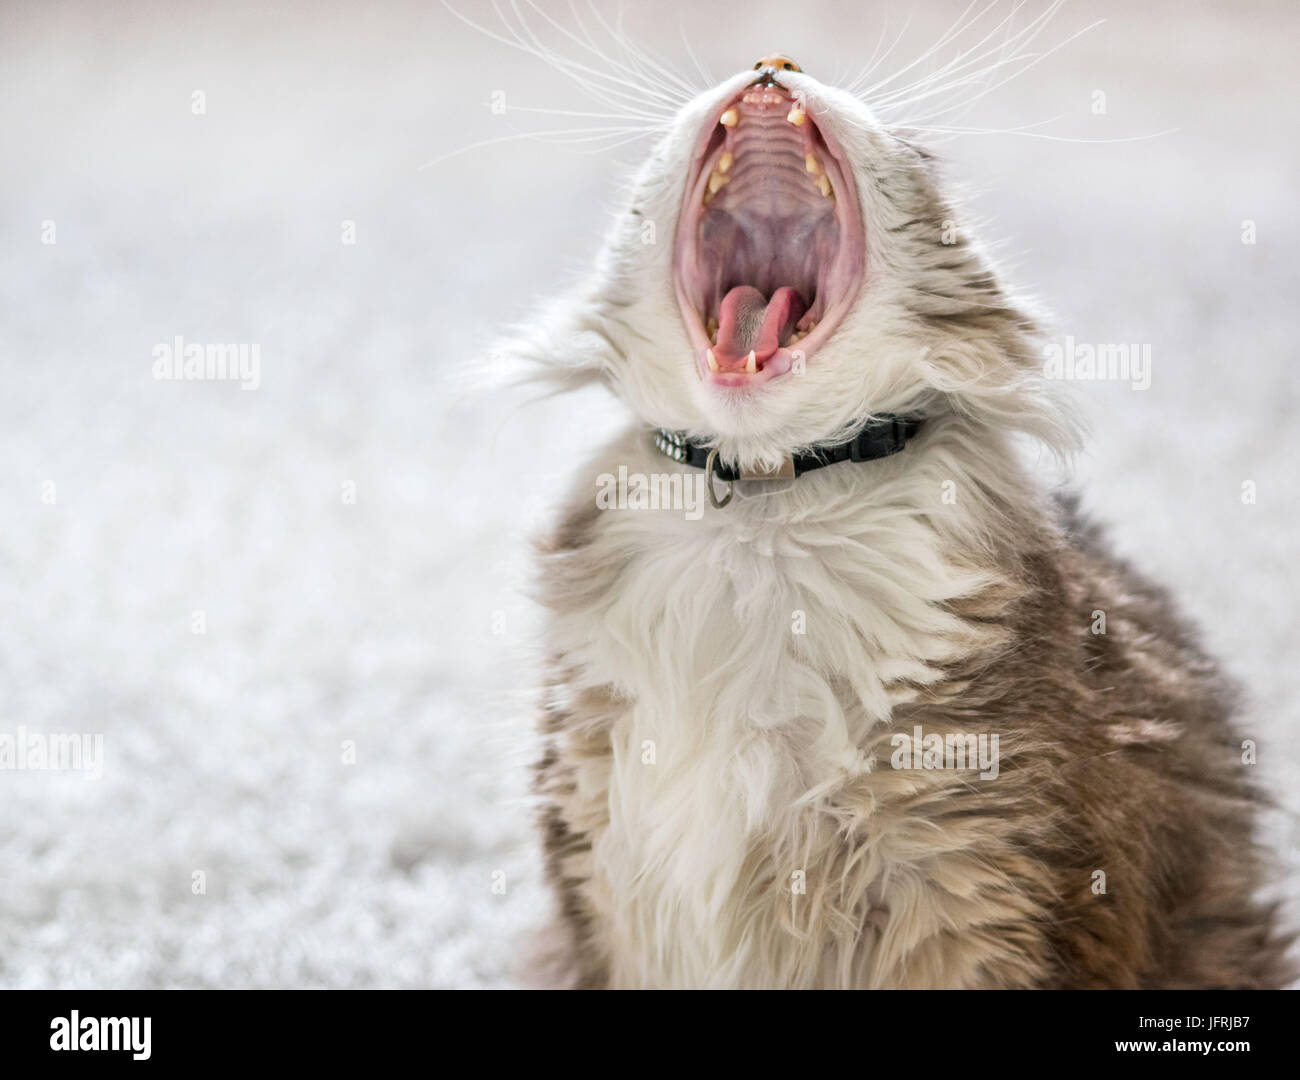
left=752, top=54, right=802, bottom=84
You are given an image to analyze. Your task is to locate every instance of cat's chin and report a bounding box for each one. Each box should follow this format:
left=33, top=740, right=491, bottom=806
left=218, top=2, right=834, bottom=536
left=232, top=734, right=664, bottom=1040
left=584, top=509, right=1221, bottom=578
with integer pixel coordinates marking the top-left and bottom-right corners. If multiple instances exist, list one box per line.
left=673, top=78, right=865, bottom=390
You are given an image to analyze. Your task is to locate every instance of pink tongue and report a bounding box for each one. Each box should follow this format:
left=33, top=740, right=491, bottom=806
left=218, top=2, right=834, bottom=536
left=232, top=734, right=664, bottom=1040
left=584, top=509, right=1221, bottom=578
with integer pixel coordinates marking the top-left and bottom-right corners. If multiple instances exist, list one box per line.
left=714, top=285, right=807, bottom=369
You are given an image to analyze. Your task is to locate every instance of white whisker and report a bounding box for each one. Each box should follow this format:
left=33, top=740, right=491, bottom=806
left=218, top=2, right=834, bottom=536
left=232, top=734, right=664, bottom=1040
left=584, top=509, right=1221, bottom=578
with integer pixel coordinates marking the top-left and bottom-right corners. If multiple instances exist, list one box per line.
left=581, top=0, right=700, bottom=102
left=442, top=0, right=683, bottom=117
left=905, top=123, right=1175, bottom=144
left=856, top=0, right=994, bottom=97
left=677, top=12, right=715, bottom=90
left=493, top=104, right=668, bottom=122
left=434, top=0, right=701, bottom=168
left=846, top=11, right=915, bottom=97
left=839, top=3, right=1144, bottom=148
left=418, top=124, right=657, bottom=169
left=870, top=0, right=1047, bottom=108
left=503, top=0, right=685, bottom=111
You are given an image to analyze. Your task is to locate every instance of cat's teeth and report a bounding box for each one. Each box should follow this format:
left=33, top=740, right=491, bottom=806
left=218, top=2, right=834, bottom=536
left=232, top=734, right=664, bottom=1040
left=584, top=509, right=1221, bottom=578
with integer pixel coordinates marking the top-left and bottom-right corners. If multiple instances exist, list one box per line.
left=805, top=153, right=821, bottom=174
left=706, top=317, right=718, bottom=341
left=817, top=173, right=832, bottom=198
left=707, top=171, right=730, bottom=196
left=720, top=108, right=738, bottom=127
left=787, top=106, right=805, bottom=126
left=746, top=351, right=757, bottom=374
left=707, top=349, right=719, bottom=372
left=717, top=150, right=733, bottom=173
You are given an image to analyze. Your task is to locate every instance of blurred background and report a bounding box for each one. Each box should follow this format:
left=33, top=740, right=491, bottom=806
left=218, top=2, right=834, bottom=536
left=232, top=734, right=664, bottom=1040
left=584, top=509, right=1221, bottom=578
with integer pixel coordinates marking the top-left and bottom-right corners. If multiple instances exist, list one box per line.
left=0, top=0, right=1295, bottom=987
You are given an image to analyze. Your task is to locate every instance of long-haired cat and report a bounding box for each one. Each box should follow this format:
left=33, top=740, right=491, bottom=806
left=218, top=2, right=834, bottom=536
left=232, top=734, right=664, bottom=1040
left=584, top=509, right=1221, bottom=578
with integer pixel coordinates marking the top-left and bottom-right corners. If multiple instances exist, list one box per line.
left=503, top=49, right=1290, bottom=989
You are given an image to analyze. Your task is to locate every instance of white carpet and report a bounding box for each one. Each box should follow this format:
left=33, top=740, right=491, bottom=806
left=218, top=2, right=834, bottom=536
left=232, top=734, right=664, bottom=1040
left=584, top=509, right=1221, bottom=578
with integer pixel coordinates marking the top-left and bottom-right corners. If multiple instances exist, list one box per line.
left=0, top=0, right=1295, bottom=987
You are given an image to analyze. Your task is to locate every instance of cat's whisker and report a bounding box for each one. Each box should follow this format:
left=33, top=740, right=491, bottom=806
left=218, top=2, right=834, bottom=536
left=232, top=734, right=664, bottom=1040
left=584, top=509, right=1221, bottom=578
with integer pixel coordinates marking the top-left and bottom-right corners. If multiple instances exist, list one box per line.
left=887, top=16, right=1106, bottom=127
left=867, top=0, right=1045, bottom=106
left=868, top=5, right=1053, bottom=120
left=496, top=103, right=672, bottom=124
left=845, top=12, right=914, bottom=97
left=516, top=0, right=695, bottom=109
left=418, top=124, right=659, bottom=170
left=677, top=13, right=715, bottom=91
left=441, top=0, right=686, bottom=121
left=903, top=124, right=1175, bottom=144
left=876, top=50, right=1046, bottom=122
left=854, top=0, right=998, bottom=97
left=507, top=26, right=685, bottom=115
left=584, top=1, right=701, bottom=103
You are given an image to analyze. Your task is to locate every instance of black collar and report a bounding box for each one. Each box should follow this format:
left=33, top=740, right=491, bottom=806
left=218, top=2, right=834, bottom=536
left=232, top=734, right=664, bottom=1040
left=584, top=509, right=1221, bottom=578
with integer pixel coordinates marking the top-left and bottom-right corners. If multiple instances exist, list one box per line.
left=654, top=416, right=923, bottom=484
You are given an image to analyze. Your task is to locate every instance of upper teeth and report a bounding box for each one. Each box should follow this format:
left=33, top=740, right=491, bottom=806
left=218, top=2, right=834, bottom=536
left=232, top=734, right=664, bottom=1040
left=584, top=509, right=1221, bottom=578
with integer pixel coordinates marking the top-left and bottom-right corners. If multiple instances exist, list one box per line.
left=720, top=108, right=738, bottom=127
left=787, top=106, right=805, bottom=126
left=717, top=151, right=733, bottom=173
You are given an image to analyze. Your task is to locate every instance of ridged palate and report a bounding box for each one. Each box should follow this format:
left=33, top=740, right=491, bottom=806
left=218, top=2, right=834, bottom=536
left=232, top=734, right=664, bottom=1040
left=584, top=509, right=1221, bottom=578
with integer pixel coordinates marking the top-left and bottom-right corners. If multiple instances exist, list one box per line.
left=706, top=101, right=831, bottom=214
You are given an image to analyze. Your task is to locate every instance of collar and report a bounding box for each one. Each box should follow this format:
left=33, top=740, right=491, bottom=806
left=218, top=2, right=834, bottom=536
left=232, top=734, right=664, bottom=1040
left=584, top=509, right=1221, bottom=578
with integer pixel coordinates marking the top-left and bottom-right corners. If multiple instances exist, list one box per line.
left=655, top=415, right=922, bottom=483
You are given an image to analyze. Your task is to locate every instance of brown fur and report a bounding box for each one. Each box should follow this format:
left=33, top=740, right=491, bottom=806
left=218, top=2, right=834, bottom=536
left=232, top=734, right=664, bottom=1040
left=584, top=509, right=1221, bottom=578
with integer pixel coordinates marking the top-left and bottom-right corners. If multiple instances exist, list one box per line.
left=532, top=478, right=1291, bottom=989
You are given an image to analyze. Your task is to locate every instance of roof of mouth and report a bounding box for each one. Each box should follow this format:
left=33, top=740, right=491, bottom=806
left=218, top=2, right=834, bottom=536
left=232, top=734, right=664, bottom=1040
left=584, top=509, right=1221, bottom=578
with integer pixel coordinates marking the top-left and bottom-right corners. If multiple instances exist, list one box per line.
left=705, top=86, right=833, bottom=216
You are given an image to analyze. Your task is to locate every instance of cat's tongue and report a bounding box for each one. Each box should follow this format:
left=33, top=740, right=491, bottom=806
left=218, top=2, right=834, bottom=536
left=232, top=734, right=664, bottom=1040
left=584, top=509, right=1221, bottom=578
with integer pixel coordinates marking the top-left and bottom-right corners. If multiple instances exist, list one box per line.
left=713, top=285, right=807, bottom=371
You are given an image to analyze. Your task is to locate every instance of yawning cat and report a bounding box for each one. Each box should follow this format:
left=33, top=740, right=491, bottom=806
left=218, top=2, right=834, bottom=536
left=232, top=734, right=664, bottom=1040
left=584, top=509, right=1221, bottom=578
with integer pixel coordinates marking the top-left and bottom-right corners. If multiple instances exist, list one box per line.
left=508, top=54, right=1290, bottom=989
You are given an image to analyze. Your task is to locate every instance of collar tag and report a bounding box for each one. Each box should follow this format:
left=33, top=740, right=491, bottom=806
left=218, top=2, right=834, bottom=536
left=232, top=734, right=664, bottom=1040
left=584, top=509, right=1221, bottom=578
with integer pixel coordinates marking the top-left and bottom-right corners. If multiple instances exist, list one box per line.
left=739, top=456, right=796, bottom=481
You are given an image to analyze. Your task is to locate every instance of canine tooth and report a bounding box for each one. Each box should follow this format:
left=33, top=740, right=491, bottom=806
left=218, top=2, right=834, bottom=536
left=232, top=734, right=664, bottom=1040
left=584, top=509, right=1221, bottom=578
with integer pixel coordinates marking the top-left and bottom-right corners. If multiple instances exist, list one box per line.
left=708, top=171, right=729, bottom=195
left=706, top=317, right=718, bottom=341
left=720, top=108, right=738, bottom=127
left=718, top=151, right=733, bottom=173
left=805, top=153, right=821, bottom=174
left=746, top=351, right=757, bottom=374
left=787, top=106, right=805, bottom=126
left=707, top=349, right=719, bottom=372
left=816, top=173, right=832, bottom=198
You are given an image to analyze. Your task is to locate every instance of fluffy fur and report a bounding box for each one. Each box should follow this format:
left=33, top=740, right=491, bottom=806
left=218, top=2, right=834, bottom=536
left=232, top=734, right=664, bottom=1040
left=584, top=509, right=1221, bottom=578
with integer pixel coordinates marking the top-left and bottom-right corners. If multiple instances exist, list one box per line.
left=507, top=66, right=1290, bottom=988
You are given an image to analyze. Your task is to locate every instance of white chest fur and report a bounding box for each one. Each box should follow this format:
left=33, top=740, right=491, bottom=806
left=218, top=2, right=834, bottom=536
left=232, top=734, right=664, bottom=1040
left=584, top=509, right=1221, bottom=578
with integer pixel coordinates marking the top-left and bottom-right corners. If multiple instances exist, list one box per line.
left=544, top=427, right=1016, bottom=988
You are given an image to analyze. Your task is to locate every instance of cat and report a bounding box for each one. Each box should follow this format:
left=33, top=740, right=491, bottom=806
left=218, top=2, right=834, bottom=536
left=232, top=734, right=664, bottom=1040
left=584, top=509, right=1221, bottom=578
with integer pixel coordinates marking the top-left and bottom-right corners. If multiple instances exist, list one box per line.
left=505, top=54, right=1291, bottom=989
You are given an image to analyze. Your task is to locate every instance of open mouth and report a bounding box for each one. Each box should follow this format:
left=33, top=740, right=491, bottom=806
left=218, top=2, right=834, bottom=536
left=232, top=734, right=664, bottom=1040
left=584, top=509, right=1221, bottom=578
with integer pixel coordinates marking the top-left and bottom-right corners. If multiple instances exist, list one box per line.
left=674, top=82, right=865, bottom=386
